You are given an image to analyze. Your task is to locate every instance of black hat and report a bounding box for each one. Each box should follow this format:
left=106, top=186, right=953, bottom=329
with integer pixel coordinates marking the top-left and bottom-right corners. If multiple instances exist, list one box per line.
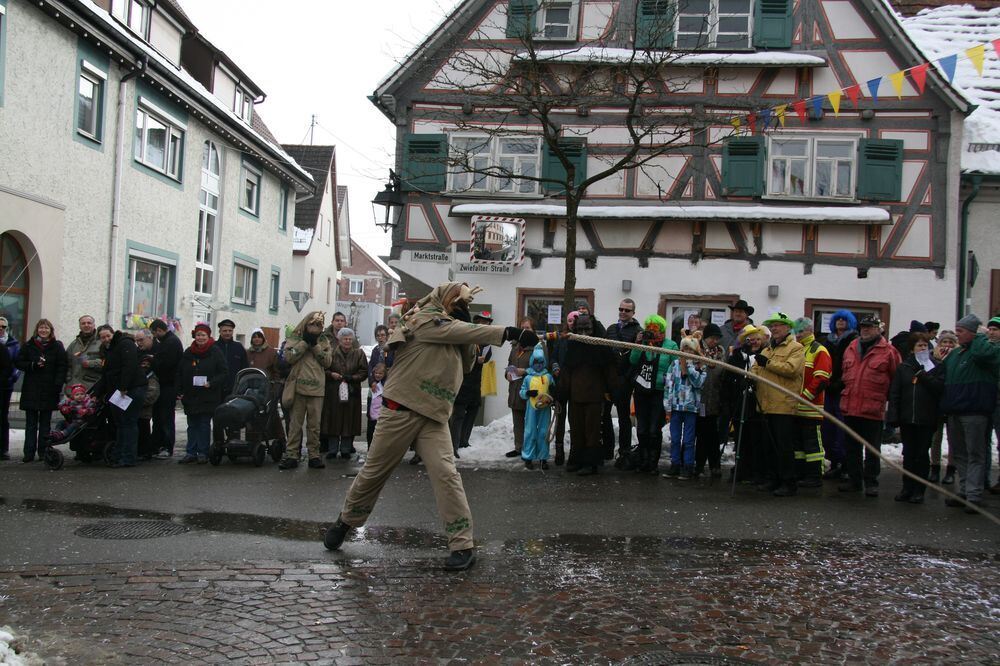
left=217, top=319, right=236, bottom=328
left=859, top=315, right=881, bottom=327
left=923, top=321, right=940, bottom=332
left=909, top=319, right=927, bottom=333
left=731, top=299, right=754, bottom=316
left=703, top=323, right=723, bottom=340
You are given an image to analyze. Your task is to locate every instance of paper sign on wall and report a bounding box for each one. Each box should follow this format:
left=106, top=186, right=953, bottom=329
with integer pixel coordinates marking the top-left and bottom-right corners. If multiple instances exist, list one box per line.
left=547, top=305, right=562, bottom=325
left=710, top=311, right=726, bottom=327
left=820, top=313, right=832, bottom=335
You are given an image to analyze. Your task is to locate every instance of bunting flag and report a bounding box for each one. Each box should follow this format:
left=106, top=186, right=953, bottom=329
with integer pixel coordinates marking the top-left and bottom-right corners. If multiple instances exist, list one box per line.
left=888, top=70, right=906, bottom=99
left=866, top=77, right=881, bottom=104
left=725, top=36, right=996, bottom=136
left=939, top=54, right=957, bottom=82
left=844, top=84, right=861, bottom=107
left=775, top=104, right=787, bottom=127
left=827, top=91, right=842, bottom=116
left=793, top=100, right=807, bottom=123
left=909, top=63, right=929, bottom=94
left=966, top=44, right=985, bottom=76
left=811, top=96, right=824, bottom=118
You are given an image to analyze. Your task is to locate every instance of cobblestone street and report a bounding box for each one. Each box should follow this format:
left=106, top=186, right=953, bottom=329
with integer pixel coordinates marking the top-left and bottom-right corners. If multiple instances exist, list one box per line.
left=2, top=530, right=999, bottom=663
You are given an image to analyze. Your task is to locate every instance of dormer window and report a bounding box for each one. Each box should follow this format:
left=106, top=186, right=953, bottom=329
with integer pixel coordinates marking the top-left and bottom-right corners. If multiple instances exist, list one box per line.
left=539, top=1, right=578, bottom=40
left=235, top=87, right=253, bottom=124
left=112, top=0, right=150, bottom=40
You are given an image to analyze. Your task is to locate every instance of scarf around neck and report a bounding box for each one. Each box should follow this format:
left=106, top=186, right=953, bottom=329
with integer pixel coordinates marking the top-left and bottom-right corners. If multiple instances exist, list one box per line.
left=190, top=337, right=216, bottom=354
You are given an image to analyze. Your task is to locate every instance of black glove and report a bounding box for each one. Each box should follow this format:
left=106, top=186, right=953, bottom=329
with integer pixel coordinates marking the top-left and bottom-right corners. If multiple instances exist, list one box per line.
left=503, top=327, right=520, bottom=342
left=302, top=331, right=319, bottom=346
left=517, top=329, right=539, bottom=349
left=450, top=305, right=471, bottom=323
left=754, top=354, right=768, bottom=368
left=527, top=389, right=538, bottom=397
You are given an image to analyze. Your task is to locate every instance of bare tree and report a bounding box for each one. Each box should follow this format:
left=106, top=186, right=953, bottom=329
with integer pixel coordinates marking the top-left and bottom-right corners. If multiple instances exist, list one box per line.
left=402, top=1, right=741, bottom=315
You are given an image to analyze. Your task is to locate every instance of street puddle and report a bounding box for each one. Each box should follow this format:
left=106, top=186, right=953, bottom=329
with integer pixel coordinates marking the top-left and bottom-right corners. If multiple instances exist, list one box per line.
left=5, top=497, right=446, bottom=548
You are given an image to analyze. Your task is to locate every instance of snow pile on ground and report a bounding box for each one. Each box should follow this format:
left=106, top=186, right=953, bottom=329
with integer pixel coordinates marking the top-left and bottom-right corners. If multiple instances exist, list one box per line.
left=0, top=627, right=41, bottom=666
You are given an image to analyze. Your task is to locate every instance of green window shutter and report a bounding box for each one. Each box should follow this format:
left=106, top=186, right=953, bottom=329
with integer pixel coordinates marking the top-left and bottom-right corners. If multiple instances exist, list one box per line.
left=506, top=0, right=537, bottom=39
left=753, top=0, right=793, bottom=48
left=856, top=138, right=903, bottom=201
left=400, top=133, right=447, bottom=192
left=636, top=0, right=675, bottom=50
left=542, top=138, right=588, bottom=194
left=721, top=136, right=765, bottom=197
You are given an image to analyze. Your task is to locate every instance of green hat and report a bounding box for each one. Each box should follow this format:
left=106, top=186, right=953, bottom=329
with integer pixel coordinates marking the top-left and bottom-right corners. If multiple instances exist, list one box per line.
left=763, top=312, right=796, bottom=327
left=988, top=316, right=1000, bottom=329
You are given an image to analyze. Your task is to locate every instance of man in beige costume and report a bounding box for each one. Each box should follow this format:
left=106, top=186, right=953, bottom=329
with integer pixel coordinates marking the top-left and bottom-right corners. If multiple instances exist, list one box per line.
left=279, top=311, right=334, bottom=470
left=324, top=282, right=538, bottom=571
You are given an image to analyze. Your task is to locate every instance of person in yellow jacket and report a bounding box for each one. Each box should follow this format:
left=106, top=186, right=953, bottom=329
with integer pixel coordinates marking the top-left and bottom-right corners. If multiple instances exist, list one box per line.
left=323, top=282, right=538, bottom=572
left=751, top=312, right=805, bottom=497
left=793, top=318, right=832, bottom=487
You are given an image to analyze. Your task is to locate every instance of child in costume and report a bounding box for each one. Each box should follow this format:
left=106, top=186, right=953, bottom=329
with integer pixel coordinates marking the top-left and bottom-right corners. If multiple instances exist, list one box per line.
left=519, top=343, right=555, bottom=470
left=663, top=333, right=706, bottom=480
left=48, top=383, right=99, bottom=442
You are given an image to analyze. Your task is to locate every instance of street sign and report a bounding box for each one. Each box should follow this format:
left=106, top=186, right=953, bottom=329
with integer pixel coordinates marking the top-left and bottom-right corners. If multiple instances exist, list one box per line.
left=454, top=261, right=514, bottom=274
left=412, top=250, right=451, bottom=263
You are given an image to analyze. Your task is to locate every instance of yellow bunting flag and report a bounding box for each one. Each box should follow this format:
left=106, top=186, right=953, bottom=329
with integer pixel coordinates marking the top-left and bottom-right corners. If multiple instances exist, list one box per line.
left=775, top=104, right=787, bottom=127
left=827, top=91, right=842, bottom=116
left=966, top=44, right=985, bottom=76
left=888, top=70, right=906, bottom=99
left=730, top=117, right=741, bottom=132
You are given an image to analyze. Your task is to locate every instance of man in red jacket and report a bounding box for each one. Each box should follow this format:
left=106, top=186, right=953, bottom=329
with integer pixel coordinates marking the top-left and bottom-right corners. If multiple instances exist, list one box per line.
left=839, top=316, right=900, bottom=497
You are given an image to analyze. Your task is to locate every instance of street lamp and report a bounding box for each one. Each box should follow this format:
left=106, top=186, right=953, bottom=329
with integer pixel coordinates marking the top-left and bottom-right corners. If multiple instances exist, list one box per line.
left=372, top=170, right=406, bottom=233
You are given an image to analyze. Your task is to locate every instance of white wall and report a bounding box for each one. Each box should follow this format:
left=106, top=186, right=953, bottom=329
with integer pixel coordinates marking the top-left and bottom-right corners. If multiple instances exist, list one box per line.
left=967, top=184, right=1000, bottom=319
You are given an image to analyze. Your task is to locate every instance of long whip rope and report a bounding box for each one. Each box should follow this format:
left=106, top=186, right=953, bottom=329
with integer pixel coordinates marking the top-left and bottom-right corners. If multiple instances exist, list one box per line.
left=565, top=332, right=1000, bottom=526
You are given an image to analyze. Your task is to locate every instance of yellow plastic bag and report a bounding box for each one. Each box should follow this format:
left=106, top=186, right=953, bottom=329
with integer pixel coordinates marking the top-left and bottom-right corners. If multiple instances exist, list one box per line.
left=481, top=359, right=497, bottom=397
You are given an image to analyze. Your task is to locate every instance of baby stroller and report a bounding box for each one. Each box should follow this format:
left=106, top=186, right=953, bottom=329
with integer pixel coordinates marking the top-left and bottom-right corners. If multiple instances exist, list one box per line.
left=209, top=368, right=285, bottom=466
left=42, top=394, right=115, bottom=470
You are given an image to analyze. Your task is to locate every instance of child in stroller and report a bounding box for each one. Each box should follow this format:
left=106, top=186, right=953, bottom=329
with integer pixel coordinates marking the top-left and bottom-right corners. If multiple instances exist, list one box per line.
left=48, top=383, right=99, bottom=443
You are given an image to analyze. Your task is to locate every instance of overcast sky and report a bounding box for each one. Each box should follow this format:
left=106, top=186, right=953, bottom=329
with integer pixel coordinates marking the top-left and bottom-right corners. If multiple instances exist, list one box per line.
left=181, top=0, right=460, bottom=257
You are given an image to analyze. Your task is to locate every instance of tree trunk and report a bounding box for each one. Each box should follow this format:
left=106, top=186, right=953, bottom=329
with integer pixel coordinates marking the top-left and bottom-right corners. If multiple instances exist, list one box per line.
left=562, top=194, right=579, bottom=317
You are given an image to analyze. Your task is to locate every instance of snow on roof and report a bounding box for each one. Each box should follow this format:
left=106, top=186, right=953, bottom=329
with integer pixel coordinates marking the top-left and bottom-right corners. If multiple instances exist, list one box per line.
left=293, top=226, right=315, bottom=252
left=522, top=47, right=828, bottom=67
left=451, top=202, right=891, bottom=224
left=898, top=4, right=1000, bottom=174
left=77, top=0, right=314, bottom=187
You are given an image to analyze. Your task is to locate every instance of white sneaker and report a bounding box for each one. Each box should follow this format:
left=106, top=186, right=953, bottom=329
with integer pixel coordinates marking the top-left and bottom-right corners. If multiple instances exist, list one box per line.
left=154, top=449, right=172, bottom=459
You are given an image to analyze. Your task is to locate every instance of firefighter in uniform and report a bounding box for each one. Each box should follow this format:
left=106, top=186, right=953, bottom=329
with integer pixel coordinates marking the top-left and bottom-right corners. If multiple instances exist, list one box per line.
left=793, top=317, right=832, bottom=486
left=323, top=282, right=538, bottom=571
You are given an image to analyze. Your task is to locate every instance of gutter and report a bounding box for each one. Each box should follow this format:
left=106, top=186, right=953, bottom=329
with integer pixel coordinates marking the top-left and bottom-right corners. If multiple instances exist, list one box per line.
left=107, top=56, right=148, bottom=328
left=957, top=174, right=982, bottom=321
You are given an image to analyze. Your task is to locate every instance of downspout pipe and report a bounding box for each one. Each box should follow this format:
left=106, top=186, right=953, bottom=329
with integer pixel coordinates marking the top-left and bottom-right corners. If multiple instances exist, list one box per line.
left=957, top=173, right=982, bottom=321
left=106, top=56, right=147, bottom=328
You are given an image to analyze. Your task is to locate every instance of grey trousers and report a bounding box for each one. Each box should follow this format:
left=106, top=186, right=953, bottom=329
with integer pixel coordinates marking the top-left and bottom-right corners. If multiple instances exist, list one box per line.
left=947, top=414, right=990, bottom=502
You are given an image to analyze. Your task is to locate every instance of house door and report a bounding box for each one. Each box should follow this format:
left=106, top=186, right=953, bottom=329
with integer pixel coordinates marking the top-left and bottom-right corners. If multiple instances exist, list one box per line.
left=517, top=289, right=595, bottom=333
left=0, top=233, right=30, bottom=343
left=658, top=295, right=738, bottom=344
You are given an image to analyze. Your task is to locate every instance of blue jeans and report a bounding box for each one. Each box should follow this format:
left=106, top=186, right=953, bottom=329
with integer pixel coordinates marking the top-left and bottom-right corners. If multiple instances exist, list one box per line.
left=669, top=411, right=697, bottom=468
left=186, top=413, right=211, bottom=458
left=111, top=386, right=147, bottom=465
left=23, top=409, right=52, bottom=460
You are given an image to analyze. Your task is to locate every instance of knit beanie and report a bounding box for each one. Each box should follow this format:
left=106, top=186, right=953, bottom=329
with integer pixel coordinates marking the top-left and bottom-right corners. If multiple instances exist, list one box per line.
left=937, top=330, right=958, bottom=344
left=909, top=320, right=928, bottom=333
left=956, top=314, right=982, bottom=332
left=988, top=316, right=1000, bottom=329
left=192, top=322, right=212, bottom=337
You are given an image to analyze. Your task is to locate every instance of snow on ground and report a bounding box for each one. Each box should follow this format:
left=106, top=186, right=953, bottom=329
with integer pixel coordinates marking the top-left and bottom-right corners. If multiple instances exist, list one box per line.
left=0, top=627, right=41, bottom=666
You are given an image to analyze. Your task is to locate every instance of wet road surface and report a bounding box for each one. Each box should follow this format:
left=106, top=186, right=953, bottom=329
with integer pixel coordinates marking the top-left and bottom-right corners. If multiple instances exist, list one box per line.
left=1, top=458, right=998, bottom=663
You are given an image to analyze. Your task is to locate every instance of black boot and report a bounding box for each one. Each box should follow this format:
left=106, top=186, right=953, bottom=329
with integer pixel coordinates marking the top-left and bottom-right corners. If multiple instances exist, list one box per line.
left=554, top=442, right=565, bottom=467
left=648, top=436, right=663, bottom=475
left=942, top=465, right=956, bottom=485
left=928, top=465, right=941, bottom=484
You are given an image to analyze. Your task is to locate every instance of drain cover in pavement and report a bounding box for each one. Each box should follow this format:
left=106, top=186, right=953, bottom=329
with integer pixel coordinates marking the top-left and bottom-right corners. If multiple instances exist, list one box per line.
left=621, top=653, right=754, bottom=665
left=75, top=520, right=190, bottom=540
